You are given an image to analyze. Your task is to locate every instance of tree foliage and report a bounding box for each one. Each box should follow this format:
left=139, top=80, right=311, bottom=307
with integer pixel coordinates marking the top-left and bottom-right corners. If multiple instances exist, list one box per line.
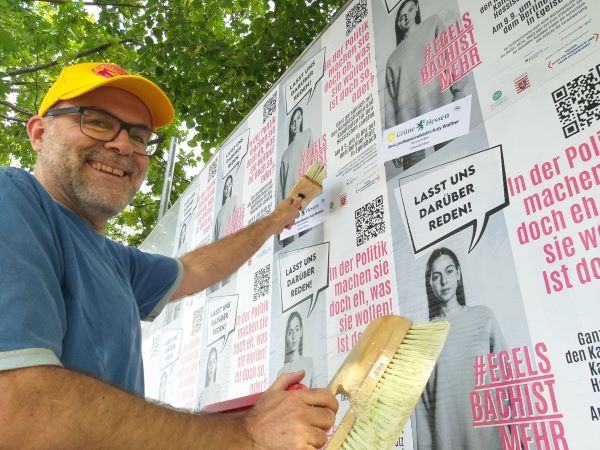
left=1, top=0, right=346, bottom=245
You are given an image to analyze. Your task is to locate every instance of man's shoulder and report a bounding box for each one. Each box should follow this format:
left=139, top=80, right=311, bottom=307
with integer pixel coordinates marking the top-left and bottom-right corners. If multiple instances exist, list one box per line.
left=104, top=235, right=136, bottom=263
left=0, top=166, right=45, bottom=205
left=103, top=237, right=163, bottom=274
left=0, top=166, right=36, bottom=186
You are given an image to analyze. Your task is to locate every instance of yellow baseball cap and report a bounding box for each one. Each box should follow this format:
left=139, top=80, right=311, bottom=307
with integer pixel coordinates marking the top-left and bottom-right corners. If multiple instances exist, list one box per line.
left=38, top=62, right=174, bottom=130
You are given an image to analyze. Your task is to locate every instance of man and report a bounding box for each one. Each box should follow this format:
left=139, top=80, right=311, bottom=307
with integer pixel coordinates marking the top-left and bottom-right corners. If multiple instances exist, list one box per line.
left=0, top=62, right=337, bottom=448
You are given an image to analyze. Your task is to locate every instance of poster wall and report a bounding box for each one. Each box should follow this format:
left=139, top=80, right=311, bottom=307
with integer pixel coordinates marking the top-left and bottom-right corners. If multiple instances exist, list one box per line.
left=141, top=0, right=600, bottom=448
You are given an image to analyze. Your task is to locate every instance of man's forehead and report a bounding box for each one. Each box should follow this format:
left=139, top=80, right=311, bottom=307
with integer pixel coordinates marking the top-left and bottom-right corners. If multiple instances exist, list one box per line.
left=54, top=87, right=153, bottom=126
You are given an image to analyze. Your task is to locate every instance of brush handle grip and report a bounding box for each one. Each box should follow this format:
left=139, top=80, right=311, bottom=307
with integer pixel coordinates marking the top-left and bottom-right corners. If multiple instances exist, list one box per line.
left=286, top=176, right=323, bottom=209
left=325, top=316, right=414, bottom=449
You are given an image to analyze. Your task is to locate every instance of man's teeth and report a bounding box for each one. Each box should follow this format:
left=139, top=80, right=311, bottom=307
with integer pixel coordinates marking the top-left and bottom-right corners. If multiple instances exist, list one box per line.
left=91, top=162, right=125, bottom=177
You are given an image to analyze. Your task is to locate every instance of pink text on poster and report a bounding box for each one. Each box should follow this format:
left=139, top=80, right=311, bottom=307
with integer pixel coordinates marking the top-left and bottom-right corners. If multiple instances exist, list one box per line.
left=246, top=115, right=276, bottom=185
left=324, top=19, right=374, bottom=112
left=421, top=12, right=481, bottom=92
left=470, top=342, right=568, bottom=449
left=233, top=299, right=270, bottom=394
left=328, top=238, right=393, bottom=355
left=509, top=129, right=600, bottom=295
left=194, top=178, right=216, bottom=237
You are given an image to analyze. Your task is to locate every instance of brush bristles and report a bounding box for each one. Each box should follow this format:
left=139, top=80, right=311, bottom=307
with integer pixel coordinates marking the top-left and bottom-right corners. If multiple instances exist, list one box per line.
left=339, top=321, right=449, bottom=450
left=304, top=162, right=327, bottom=185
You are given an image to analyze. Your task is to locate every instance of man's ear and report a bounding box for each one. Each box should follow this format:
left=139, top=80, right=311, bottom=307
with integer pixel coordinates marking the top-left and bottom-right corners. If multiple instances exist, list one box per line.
left=27, top=115, right=47, bottom=152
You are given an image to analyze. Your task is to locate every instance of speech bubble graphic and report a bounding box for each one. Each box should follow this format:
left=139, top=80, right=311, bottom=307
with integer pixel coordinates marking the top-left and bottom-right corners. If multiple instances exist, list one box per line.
left=181, top=187, right=198, bottom=219
left=279, top=242, right=330, bottom=316
left=384, top=0, right=402, bottom=13
left=222, top=130, right=250, bottom=176
left=206, top=294, right=238, bottom=349
left=398, top=145, right=508, bottom=253
left=285, top=48, right=326, bottom=114
left=160, top=329, right=182, bottom=371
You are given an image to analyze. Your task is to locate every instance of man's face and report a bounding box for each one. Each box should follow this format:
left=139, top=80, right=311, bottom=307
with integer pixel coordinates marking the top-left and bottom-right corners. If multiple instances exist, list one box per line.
left=31, top=87, right=152, bottom=230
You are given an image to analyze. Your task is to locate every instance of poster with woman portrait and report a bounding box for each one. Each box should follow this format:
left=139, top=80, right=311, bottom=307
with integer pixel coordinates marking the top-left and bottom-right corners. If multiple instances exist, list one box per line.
left=372, top=0, right=484, bottom=180
left=275, top=308, right=320, bottom=388
left=275, top=47, right=327, bottom=248
left=197, top=344, right=222, bottom=409
left=269, top=45, right=330, bottom=389
left=208, top=130, right=249, bottom=295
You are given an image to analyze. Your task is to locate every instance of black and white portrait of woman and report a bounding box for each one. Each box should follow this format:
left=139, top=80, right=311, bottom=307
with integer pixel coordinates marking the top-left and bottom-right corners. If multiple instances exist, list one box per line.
left=213, top=174, right=237, bottom=242
left=277, top=311, right=316, bottom=387
left=384, top=0, right=467, bottom=171
left=197, top=346, right=222, bottom=409
left=414, top=247, right=507, bottom=449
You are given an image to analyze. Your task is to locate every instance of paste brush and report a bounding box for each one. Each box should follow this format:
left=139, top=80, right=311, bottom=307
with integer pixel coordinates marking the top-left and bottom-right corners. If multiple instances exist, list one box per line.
left=286, top=161, right=327, bottom=209
left=326, top=315, right=449, bottom=450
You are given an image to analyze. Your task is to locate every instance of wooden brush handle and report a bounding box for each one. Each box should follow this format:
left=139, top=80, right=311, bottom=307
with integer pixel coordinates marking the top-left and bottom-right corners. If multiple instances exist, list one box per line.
left=286, top=176, right=323, bottom=209
left=326, top=316, right=413, bottom=449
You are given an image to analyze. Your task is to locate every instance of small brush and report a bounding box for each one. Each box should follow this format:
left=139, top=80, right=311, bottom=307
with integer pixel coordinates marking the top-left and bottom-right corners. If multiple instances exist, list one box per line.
left=326, top=315, right=449, bottom=450
left=286, top=161, right=327, bottom=209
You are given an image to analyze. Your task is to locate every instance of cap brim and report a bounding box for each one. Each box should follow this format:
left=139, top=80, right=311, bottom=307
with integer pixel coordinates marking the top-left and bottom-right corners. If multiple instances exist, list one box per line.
left=59, top=75, right=174, bottom=130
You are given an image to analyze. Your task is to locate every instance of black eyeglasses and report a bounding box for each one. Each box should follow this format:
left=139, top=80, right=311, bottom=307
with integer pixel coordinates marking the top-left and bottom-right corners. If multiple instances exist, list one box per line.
left=44, top=107, right=163, bottom=156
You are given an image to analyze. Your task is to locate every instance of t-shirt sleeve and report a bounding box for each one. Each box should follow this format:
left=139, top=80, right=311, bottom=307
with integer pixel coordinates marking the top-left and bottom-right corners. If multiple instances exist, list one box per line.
left=122, top=245, right=183, bottom=321
left=0, top=169, right=65, bottom=371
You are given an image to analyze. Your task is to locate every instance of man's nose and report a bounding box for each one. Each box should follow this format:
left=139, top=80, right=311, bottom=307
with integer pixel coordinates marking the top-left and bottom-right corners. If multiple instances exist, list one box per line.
left=106, top=129, right=135, bottom=156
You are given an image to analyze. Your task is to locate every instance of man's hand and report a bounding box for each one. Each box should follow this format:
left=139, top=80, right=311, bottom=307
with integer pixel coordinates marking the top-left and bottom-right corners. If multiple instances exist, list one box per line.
left=268, top=197, right=303, bottom=233
left=243, top=371, right=338, bottom=449
left=0, top=366, right=336, bottom=449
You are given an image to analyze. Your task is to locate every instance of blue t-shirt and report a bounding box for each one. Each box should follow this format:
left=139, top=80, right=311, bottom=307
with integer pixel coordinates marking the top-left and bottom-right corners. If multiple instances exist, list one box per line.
left=0, top=167, right=182, bottom=396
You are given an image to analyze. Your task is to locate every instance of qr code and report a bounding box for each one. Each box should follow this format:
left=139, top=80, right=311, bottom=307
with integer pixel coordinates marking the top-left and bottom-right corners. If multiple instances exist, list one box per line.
left=355, top=195, right=385, bottom=246
left=253, top=264, right=271, bottom=301
left=345, top=0, right=367, bottom=36
left=191, top=308, right=203, bottom=336
left=552, top=64, right=600, bottom=138
left=262, top=92, right=277, bottom=123
left=208, top=159, right=218, bottom=179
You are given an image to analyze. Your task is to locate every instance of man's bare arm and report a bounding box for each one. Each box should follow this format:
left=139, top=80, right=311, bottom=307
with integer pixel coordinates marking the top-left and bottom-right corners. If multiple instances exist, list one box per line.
left=0, top=367, right=336, bottom=449
left=173, top=198, right=302, bottom=299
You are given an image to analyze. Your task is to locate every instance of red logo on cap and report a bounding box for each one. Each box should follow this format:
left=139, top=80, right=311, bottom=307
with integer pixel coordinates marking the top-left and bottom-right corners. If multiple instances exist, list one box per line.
left=92, top=63, right=128, bottom=79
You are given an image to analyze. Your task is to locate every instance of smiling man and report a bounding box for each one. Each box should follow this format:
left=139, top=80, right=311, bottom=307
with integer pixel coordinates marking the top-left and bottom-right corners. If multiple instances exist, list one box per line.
left=0, top=62, right=337, bottom=449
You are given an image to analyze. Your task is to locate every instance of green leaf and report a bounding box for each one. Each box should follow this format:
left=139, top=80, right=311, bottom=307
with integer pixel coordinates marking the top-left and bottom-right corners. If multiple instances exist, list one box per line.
left=0, top=80, right=9, bottom=96
left=0, top=28, right=17, bottom=51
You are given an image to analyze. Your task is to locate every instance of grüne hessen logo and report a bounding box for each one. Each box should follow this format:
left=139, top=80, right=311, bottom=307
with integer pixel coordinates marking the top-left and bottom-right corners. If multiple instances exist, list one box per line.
left=386, top=112, right=450, bottom=143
